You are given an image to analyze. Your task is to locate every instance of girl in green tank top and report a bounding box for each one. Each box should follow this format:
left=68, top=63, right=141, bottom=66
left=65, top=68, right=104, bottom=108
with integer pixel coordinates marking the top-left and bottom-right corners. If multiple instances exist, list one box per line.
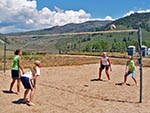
left=121, top=56, right=137, bottom=86
left=12, top=55, right=19, bottom=70
left=9, top=49, right=24, bottom=94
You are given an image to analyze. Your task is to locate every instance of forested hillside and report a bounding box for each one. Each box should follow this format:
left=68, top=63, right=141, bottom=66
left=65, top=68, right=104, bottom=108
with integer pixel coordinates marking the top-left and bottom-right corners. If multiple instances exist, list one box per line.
left=55, top=13, right=150, bottom=53
left=3, top=13, right=150, bottom=53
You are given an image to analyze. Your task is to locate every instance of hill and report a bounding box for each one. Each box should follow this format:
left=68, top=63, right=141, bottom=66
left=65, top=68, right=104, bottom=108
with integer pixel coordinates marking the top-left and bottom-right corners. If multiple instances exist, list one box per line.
left=103, top=13, right=150, bottom=32
left=3, top=13, right=150, bottom=53
left=8, top=20, right=111, bottom=36
left=4, top=20, right=111, bottom=53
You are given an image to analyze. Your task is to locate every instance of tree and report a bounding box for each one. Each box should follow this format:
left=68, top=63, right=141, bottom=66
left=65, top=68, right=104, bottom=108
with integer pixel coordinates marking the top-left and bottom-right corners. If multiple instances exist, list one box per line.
left=101, top=40, right=111, bottom=52
left=112, top=42, right=126, bottom=52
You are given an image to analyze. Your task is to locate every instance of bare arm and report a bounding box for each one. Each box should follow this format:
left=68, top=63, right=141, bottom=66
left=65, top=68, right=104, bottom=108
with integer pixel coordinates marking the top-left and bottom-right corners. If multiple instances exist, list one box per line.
left=125, top=65, right=128, bottom=73
left=33, top=75, right=37, bottom=86
left=100, top=59, right=102, bottom=67
left=18, top=56, right=24, bottom=74
left=108, top=58, right=112, bottom=71
left=33, top=74, right=39, bottom=88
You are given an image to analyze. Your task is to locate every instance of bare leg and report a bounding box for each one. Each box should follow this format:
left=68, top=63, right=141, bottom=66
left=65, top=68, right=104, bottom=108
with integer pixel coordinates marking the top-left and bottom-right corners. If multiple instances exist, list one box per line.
left=27, top=88, right=36, bottom=106
left=99, top=68, right=103, bottom=80
left=132, top=77, right=137, bottom=86
left=105, top=70, right=110, bottom=80
left=122, top=75, right=127, bottom=85
left=29, top=88, right=35, bottom=103
left=9, top=79, right=16, bottom=92
left=23, top=89, right=30, bottom=100
left=122, top=72, right=129, bottom=85
left=17, top=79, right=21, bottom=94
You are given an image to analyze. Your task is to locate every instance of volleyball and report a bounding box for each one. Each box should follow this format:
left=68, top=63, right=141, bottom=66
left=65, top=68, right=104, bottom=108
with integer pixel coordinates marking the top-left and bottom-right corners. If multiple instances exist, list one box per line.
left=110, top=24, right=116, bottom=30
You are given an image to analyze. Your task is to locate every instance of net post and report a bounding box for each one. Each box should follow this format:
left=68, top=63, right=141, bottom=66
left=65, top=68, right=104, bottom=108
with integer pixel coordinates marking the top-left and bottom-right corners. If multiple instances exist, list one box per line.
left=138, top=27, right=143, bottom=103
left=3, top=37, right=6, bottom=73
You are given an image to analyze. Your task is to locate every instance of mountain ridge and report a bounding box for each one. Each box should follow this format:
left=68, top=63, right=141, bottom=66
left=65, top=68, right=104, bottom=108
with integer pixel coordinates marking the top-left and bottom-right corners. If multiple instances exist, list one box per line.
left=2, top=12, right=150, bottom=53
left=7, top=20, right=111, bottom=36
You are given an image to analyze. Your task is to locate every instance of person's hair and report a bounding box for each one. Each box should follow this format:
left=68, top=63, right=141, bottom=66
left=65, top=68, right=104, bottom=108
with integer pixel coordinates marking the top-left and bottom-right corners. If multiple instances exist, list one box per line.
left=30, top=60, right=40, bottom=76
left=30, top=65, right=37, bottom=76
left=14, top=49, right=21, bottom=55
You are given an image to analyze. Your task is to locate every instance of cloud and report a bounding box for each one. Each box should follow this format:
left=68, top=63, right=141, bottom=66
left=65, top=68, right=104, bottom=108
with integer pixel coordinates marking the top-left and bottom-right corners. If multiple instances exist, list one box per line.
left=103, top=16, right=115, bottom=21
left=123, top=11, right=135, bottom=17
left=0, top=0, right=92, bottom=33
left=37, top=7, right=91, bottom=26
left=124, top=9, right=150, bottom=17
left=0, top=0, right=115, bottom=33
left=90, top=16, right=115, bottom=21
left=2, top=0, right=149, bottom=34
left=0, top=0, right=38, bottom=33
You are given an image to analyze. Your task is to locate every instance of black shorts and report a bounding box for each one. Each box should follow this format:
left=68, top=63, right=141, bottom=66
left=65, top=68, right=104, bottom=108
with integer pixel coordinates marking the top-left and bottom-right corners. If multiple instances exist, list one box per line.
left=11, top=69, right=21, bottom=79
left=21, top=77, right=34, bottom=89
left=100, top=64, right=109, bottom=70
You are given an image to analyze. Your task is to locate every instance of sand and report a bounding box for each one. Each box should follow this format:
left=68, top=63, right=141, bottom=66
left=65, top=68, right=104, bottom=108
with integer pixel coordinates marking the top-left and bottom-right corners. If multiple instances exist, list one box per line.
left=0, top=64, right=150, bottom=113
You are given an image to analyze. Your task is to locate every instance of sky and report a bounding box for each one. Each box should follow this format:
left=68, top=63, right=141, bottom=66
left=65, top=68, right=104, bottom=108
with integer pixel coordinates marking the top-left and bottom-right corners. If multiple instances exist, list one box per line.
left=0, top=0, right=150, bottom=34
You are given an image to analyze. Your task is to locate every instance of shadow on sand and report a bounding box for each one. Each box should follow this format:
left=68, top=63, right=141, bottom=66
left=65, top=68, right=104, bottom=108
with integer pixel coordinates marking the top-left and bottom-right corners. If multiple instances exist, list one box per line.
left=115, top=82, right=131, bottom=86
left=2, top=90, right=17, bottom=94
left=12, top=98, right=27, bottom=104
left=91, top=78, right=108, bottom=82
left=101, top=97, right=138, bottom=104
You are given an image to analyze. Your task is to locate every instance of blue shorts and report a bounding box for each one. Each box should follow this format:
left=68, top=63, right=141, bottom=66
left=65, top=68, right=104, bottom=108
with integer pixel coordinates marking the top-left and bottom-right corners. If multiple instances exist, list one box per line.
left=100, top=64, right=109, bottom=70
left=11, top=69, right=21, bottom=79
left=125, top=71, right=136, bottom=78
left=21, top=77, right=34, bottom=89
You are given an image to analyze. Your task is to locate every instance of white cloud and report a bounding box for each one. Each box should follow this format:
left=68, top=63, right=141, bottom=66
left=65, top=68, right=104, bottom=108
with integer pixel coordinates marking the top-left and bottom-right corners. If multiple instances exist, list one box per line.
left=90, top=16, right=115, bottom=21
left=146, top=9, right=150, bottom=13
left=123, top=11, right=135, bottom=17
left=0, top=0, right=92, bottom=33
left=103, top=16, right=115, bottom=21
left=124, top=9, right=150, bottom=17
left=54, top=6, right=64, bottom=13
left=137, top=10, right=146, bottom=13
left=0, top=0, right=38, bottom=33
left=1, top=0, right=149, bottom=34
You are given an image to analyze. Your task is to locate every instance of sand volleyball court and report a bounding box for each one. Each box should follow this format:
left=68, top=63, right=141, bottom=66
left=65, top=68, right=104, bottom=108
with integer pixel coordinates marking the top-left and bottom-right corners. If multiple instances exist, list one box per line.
left=0, top=63, right=150, bottom=113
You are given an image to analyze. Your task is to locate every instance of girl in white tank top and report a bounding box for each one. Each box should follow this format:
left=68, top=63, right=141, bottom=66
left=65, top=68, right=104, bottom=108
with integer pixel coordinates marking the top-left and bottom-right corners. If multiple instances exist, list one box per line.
left=99, top=52, right=112, bottom=80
